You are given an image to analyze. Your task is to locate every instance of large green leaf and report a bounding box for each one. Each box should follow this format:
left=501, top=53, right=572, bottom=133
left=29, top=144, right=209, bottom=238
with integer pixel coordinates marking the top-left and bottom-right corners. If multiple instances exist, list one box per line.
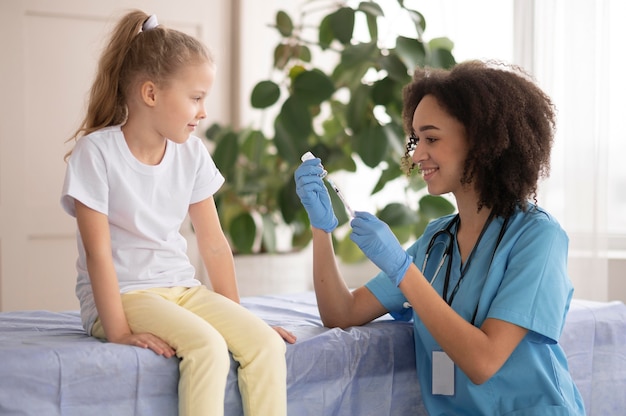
left=371, top=77, right=395, bottom=106
left=240, top=130, right=267, bottom=163
left=390, top=224, right=414, bottom=244
left=428, top=48, right=457, bottom=69
left=292, top=70, right=335, bottom=105
left=395, top=36, right=426, bottom=71
left=229, top=212, right=256, bottom=254
left=274, top=44, right=291, bottom=70
left=329, top=7, right=355, bottom=44
left=274, top=97, right=311, bottom=164
left=419, top=195, right=456, bottom=219
left=346, top=84, right=371, bottom=133
left=406, top=9, right=426, bottom=37
left=260, top=213, right=277, bottom=253
left=378, top=202, right=419, bottom=226
left=414, top=217, right=431, bottom=238
left=318, top=14, right=334, bottom=49
left=251, top=80, right=281, bottom=109
left=383, top=122, right=407, bottom=157
left=274, top=120, right=301, bottom=166
left=278, top=179, right=302, bottom=224
left=357, top=2, right=384, bottom=17
left=291, top=208, right=313, bottom=250
left=275, top=11, right=294, bottom=37
left=277, top=96, right=312, bottom=141
left=332, top=61, right=372, bottom=91
left=358, top=2, right=384, bottom=42
left=333, top=43, right=377, bottom=90
left=297, top=44, right=312, bottom=62
left=335, top=233, right=366, bottom=263
left=352, top=124, right=388, bottom=168
left=429, top=37, right=454, bottom=52
left=288, top=64, right=306, bottom=80
left=340, top=42, right=379, bottom=68
left=212, top=131, right=239, bottom=179
left=380, top=53, right=410, bottom=83
left=371, top=164, right=402, bottom=195
left=365, top=13, right=378, bottom=42
left=204, top=122, right=222, bottom=143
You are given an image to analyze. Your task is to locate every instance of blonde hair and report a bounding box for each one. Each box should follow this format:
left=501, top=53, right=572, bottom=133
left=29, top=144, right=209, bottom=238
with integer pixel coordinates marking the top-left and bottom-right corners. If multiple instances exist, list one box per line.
left=65, top=9, right=213, bottom=160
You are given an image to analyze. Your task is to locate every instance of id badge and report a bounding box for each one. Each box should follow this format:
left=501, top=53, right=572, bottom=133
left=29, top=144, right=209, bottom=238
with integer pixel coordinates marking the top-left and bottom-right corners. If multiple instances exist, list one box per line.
left=432, top=350, right=455, bottom=395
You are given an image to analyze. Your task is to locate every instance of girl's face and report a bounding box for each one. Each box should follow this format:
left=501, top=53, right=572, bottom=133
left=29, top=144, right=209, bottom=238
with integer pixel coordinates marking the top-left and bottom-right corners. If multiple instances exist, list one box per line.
left=410, top=94, right=469, bottom=197
left=152, top=61, right=215, bottom=143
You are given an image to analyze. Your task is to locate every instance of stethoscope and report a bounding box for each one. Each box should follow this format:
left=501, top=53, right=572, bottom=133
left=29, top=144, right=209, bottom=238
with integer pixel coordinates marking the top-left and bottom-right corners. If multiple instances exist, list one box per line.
left=422, top=215, right=459, bottom=288
left=418, top=213, right=510, bottom=322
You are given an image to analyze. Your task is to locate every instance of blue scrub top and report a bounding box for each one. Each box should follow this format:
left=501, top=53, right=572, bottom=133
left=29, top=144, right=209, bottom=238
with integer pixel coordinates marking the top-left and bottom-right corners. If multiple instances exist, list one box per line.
left=366, top=204, right=585, bottom=415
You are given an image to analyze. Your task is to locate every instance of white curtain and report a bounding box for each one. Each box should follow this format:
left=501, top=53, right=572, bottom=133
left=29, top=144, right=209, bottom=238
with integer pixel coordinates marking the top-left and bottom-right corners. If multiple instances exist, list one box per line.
left=528, top=0, right=626, bottom=300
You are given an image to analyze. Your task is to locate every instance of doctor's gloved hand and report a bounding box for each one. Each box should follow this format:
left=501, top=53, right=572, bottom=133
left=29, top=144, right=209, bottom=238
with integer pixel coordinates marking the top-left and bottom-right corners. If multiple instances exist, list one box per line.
left=294, top=158, right=338, bottom=233
left=350, top=211, right=413, bottom=286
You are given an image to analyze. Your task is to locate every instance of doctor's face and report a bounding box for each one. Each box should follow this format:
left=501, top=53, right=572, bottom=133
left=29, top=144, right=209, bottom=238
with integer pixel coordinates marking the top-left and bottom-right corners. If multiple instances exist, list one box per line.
left=410, top=94, right=469, bottom=197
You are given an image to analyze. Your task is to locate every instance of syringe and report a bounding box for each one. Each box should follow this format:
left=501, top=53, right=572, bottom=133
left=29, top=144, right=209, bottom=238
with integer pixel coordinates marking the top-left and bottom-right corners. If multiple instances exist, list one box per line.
left=301, top=151, right=356, bottom=218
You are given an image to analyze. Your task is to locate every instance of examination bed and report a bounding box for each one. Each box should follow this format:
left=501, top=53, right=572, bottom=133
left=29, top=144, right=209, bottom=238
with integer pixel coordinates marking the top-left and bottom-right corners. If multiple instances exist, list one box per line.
left=0, top=292, right=624, bottom=415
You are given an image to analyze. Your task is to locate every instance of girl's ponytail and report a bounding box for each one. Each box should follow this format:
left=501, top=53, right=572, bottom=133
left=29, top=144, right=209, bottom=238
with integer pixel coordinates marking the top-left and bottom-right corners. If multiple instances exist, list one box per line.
left=65, top=10, right=212, bottom=160
left=84, top=11, right=148, bottom=131
left=64, top=10, right=150, bottom=159
left=65, top=11, right=147, bottom=156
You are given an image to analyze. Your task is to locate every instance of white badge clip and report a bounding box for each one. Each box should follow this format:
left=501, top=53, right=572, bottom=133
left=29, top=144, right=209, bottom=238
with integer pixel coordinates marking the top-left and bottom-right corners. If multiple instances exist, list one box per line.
left=432, top=350, right=455, bottom=396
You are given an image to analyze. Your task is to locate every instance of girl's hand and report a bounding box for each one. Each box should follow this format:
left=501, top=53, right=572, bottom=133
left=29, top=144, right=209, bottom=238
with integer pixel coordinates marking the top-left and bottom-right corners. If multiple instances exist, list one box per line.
left=272, top=326, right=297, bottom=344
left=113, top=332, right=177, bottom=358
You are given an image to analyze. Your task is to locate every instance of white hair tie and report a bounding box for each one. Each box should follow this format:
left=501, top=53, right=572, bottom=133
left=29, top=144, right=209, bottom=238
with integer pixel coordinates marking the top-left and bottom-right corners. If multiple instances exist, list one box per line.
left=142, top=15, right=159, bottom=31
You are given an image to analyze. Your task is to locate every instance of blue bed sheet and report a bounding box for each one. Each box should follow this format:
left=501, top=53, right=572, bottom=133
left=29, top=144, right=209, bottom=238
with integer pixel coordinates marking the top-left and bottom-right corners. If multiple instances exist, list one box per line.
left=0, top=293, right=624, bottom=416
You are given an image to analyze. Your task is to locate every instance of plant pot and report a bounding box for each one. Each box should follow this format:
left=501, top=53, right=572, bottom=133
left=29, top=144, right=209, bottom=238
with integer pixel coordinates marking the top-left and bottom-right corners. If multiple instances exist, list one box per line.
left=233, top=248, right=313, bottom=297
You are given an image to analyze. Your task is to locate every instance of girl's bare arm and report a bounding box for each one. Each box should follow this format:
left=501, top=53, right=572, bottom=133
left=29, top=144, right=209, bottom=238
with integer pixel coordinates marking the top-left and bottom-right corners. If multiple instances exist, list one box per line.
left=189, top=197, right=239, bottom=302
left=75, top=200, right=175, bottom=357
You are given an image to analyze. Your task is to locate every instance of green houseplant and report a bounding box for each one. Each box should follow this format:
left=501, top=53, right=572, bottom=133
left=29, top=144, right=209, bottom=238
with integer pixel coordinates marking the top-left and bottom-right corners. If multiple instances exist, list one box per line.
left=206, top=1, right=456, bottom=260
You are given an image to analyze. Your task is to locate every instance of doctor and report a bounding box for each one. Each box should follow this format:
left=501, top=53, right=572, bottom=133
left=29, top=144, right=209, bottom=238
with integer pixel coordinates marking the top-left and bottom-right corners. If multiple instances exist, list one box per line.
left=294, top=60, right=585, bottom=415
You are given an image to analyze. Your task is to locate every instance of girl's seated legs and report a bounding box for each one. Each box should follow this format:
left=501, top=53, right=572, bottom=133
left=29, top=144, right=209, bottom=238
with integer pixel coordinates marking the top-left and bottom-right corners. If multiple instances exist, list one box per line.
left=94, top=286, right=287, bottom=416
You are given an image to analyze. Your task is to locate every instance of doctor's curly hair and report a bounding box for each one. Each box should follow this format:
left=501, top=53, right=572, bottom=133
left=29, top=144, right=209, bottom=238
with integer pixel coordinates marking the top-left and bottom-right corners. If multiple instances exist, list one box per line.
left=401, top=60, right=556, bottom=218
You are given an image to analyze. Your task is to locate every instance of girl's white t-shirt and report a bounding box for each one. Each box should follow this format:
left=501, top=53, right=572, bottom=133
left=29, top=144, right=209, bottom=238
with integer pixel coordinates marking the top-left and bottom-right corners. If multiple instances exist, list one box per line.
left=61, top=125, right=225, bottom=334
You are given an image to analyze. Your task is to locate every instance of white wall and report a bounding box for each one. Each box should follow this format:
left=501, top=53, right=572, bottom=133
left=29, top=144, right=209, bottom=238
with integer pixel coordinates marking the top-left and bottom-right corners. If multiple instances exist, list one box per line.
left=0, top=0, right=232, bottom=311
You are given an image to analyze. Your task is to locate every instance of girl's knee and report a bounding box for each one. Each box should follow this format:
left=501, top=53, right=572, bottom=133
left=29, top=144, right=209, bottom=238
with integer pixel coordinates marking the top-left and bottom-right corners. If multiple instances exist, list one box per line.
left=178, top=330, right=232, bottom=383
left=250, top=325, right=287, bottom=357
left=267, top=328, right=287, bottom=354
left=178, top=328, right=229, bottom=360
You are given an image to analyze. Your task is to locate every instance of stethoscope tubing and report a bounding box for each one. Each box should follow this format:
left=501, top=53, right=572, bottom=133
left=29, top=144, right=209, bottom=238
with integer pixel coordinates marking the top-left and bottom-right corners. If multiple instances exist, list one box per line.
left=423, top=237, right=452, bottom=286
left=407, top=213, right=510, bottom=326
left=422, top=217, right=458, bottom=286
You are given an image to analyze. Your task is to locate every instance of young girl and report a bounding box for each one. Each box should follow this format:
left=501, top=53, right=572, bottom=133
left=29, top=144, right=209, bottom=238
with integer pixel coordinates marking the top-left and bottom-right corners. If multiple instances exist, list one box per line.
left=295, top=60, right=585, bottom=415
left=61, top=10, right=293, bottom=416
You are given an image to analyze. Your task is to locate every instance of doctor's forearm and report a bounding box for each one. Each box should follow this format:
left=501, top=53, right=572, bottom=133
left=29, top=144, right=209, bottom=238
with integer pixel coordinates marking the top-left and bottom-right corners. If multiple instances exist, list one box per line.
left=399, top=264, right=506, bottom=384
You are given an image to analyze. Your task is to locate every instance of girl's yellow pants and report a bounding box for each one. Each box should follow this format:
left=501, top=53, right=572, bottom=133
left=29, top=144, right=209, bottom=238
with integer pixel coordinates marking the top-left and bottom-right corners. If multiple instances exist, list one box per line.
left=92, top=285, right=287, bottom=416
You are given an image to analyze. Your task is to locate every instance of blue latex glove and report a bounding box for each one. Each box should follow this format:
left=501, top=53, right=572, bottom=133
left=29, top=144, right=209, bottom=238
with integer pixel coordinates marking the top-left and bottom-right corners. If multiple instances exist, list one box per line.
left=350, top=211, right=413, bottom=286
left=294, top=158, right=338, bottom=233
